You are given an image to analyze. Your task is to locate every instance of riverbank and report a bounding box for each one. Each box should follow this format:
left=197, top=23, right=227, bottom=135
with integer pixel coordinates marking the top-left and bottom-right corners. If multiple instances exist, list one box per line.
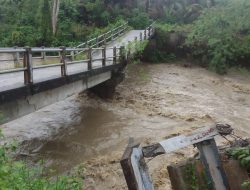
left=1, top=61, right=250, bottom=189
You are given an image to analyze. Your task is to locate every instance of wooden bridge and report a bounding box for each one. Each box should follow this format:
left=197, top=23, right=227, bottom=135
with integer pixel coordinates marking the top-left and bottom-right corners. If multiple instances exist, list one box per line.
left=0, top=23, right=155, bottom=122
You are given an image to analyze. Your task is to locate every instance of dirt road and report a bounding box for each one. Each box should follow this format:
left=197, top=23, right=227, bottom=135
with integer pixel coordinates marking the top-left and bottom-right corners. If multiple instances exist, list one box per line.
left=2, top=62, right=250, bottom=189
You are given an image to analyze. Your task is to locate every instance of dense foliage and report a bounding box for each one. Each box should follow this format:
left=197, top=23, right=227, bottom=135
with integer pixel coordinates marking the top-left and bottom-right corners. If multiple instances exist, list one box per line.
left=147, top=0, right=250, bottom=73
left=0, top=0, right=216, bottom=47
left=227, top=146, right=250, bottom=189
left=0, top=131, right=82, bottom=190
left=0, top=0, right=153, bottom=47
left=186, top=0, right=250, bottom=73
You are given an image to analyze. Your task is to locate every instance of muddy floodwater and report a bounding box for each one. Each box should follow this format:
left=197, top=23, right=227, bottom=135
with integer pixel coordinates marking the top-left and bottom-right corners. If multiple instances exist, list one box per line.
left=2, top=62, right=250, bottom=189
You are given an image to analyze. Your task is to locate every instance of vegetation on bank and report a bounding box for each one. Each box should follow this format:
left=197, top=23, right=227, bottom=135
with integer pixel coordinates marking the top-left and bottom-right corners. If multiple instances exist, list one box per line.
left=0, top=131, right=83, bottom=190
left=1, top=0, right=249, bottom=74
left=227, top=146, right=250, bottom=189
left=0, top=0, right=217, bottom=47
left=146, top=0, right=250, bottom=74
left=0, top=0, right=151, bottom=47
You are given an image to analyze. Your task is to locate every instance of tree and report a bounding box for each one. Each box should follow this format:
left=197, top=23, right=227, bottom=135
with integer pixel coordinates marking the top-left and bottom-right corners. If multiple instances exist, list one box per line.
left=52, top=0, right=60, bottom=35
left=40, top=0, right=53, bottom=45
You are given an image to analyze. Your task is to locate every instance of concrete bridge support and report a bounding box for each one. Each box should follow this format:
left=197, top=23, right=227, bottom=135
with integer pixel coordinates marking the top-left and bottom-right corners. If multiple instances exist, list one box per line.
left=90, top=71, right=125, bottom=99
left=0, top=71, right=119, bottom=123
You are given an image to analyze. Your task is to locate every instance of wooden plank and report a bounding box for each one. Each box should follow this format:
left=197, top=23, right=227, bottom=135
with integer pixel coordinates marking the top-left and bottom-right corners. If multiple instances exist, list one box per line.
left=143, top=126, right=219, bottom=158
left=121, top=138, right=141, bottom=190
left=121, top=138, right=154, bottom=190
left=60, top=47, right=67, bottom=76
left=196, top=139, right=229, bottom=190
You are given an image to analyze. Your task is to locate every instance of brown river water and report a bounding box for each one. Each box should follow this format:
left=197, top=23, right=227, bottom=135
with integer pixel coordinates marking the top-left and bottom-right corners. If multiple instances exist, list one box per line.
left=2, top=61, right=250, bottom=189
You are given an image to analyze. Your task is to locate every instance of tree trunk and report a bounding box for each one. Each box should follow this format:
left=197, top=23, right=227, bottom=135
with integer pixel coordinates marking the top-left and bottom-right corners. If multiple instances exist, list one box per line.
left=52, top=0, right=60, bottom=35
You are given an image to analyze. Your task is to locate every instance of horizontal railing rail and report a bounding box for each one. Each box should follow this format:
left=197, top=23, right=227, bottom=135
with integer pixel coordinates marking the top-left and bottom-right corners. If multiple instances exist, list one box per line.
left=76, top=22, right=129, bottom=49
left=0, top=46, right=126, bottom=86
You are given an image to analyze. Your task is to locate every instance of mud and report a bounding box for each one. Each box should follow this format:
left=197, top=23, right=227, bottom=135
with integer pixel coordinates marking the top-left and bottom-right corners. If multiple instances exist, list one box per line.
left=1, top=62, right=250, bottom=190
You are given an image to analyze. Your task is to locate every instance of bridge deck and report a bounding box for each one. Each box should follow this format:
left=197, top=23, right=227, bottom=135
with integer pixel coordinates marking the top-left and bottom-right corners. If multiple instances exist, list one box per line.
left=0, top=30, right=144, bottom=92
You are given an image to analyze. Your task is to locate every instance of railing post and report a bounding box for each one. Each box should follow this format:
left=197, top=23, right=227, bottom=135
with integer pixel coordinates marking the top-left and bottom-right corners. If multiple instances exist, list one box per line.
left=41, top=46, right=46, bottom=61
left=127, top=41, right=132, bottom=63
left=102, top=47, right=106, bottom=67
left=148, top=27, right=151, bottom=37
left=111, top=29, right=114, bottom=41
left=119, top=26, right=123, bottom=36
left=144, top=29, right=147, bottom=40
left=124, top=23, right=127, bottom=33
left=70, top=51, right=75, bottom=61
left=196, top=139, right=229, bottom=190
left=60, top=46, right=67, bottom=77
left=140, top=32, right=143, bottom=41
left=96, top=37, right=99, bottom=48
left=13, top=46, right=20, bottom=67
left=119, top=46, right=126, bottom=64
left=104, top=33, right=107, bottom=45
left=23, top=47, right=33, bottom=85
left=88, top=48, right=92, bottom=70
left=113, top=46, right=117, bottom=65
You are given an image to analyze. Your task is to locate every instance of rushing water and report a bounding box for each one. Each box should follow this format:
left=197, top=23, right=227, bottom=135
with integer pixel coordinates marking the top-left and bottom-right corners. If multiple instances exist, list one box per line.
left=35, top=107, right=125, bottom=174
left=2, top=63, right=250, bottom=189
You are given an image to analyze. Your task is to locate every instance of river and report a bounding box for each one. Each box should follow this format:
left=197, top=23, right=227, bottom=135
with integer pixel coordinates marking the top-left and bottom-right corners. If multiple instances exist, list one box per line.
left=2, top=62, right=250, bottom=189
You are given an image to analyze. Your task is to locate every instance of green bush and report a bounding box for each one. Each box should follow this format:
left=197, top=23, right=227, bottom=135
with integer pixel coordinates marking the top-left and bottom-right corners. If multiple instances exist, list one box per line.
left=185, top=0, right=250, bottom=74
left=128, top=9, right=151, bottom=29
left=126, top=40, right=149, bottom=64
left=0, top=131, right=83, bottom=190
left=227, top=146, right=250, bottom=190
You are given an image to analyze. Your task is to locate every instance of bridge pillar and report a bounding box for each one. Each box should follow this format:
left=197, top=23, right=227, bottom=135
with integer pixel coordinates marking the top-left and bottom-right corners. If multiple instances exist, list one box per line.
left=89, top=70, right=125, bottom=99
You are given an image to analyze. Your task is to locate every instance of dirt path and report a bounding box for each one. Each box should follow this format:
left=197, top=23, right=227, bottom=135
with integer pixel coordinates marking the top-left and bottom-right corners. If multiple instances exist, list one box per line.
left=2, top=62, right=250, bottom=189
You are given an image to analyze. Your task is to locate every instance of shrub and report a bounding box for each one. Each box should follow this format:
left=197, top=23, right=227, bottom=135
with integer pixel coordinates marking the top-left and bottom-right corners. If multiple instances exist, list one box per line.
left=185, top=0, right=250, bottom=73
left=227, top=146, right=250, bottom=190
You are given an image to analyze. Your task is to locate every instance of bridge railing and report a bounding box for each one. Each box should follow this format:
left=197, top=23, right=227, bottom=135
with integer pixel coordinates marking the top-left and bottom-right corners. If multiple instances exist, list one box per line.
left=76, top=22, right=129, bottom=49
left=0, top=22, right=155, bottom=89
left=0, top=22, right=129, bottom=71
left=0, top=46, right=125, bottom=86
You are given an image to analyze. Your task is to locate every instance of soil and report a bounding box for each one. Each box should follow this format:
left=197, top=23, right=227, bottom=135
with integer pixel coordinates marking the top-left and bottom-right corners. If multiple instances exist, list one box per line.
left=1, top=61, right=250, bottom=189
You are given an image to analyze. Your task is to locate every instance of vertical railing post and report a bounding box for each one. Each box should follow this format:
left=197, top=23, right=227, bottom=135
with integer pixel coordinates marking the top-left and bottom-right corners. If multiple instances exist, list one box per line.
left=196, top=139, right=229, bottom=190
left=70, top=50, right=75, bottom=61
left=140, top=32, right=143, bottom=41
left=13, top=46, right=20, bottom=67
left=124, top=23, right=127, bottom=32
left=144, top=29, right=147, bottom=40
left=119, top=25, right=123, bottom=36
left=111, top=29, right=114, bottom=41
left=41, top=46, right=46, bottom=61
left=148, top=27, right=151, bottom=37
left=113, top=46, right=117, bottom=65
left=60, top=46, right=67, bottom=77
left=127, top=41, right=132, bottom=64
left=119, top=46, right=126, bottom=64
left=88, top=48, right=92, bottom=70
left=102, top=47, right=106, bottom=67
left=96, top=36, right=99, bottom=48
left=104, top=33, right=107, bottom=45
left=23, top=47, right=33, bottom=85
